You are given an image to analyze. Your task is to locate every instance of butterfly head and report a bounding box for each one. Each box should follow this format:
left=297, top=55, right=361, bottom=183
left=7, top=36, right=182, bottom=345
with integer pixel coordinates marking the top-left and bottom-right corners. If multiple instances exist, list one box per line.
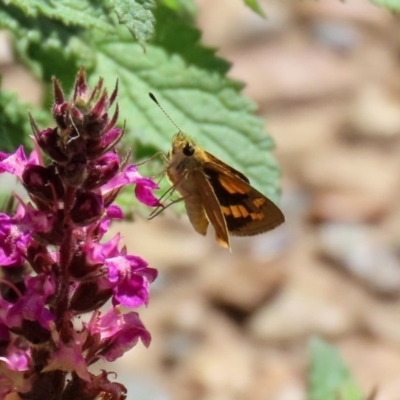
left=170, top=132, right=197, bottom=158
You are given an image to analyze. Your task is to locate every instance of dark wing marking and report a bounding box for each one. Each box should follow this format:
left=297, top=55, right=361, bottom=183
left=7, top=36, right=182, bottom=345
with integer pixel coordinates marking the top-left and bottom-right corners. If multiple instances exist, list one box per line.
left=203, top=163, right=285, bottom=236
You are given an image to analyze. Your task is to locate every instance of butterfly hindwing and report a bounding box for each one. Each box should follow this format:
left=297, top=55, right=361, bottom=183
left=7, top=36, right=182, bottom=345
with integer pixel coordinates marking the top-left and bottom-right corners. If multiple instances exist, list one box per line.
left=183, top=193, right=209, bottom=236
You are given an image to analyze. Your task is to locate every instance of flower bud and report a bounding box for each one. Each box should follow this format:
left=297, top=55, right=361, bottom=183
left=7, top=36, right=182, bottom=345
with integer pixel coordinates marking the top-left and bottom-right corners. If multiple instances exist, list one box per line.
left=70, top=282, right=112, bottom=313
left=73, top=67, right=90, bottom=107
left=53, top=102, right=71, bottom=130
left=68, top=248, right=101, bottom=280
left=86, top=127, right=123, bottom=158
left=83, top=153, right=120, bottom=190
left=37, top=127, right=69, bottom=162
left=0, top=265, right=27, bottom=303
left=89, top=93, right=107, bottom=122
left=59, top=153, right=88, bottom=186
left=70, top=191, right=104, bottom=226
left=27, top=242, right=54, bottom=275
left=22, top=165, right=65, bottom=202
left=35, top=210, right=66, bottom=246
left=10, top=320, right=51, bottom=344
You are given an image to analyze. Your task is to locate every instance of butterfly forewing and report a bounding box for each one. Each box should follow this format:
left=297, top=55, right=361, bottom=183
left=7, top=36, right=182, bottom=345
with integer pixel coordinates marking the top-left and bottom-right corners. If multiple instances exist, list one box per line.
left=203, top=162, right=285, bottom=236
left=204, top=151, right=250, bottom=183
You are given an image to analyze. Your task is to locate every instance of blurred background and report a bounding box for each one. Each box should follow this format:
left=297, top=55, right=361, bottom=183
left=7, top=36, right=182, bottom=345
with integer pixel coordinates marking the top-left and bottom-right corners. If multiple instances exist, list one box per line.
left=2, top=0, right=400, bottom=399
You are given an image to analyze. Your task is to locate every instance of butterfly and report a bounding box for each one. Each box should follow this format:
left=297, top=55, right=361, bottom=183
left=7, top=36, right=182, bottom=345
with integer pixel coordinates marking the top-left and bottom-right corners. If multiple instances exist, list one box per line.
left=149, top=94, right=285, bottom=250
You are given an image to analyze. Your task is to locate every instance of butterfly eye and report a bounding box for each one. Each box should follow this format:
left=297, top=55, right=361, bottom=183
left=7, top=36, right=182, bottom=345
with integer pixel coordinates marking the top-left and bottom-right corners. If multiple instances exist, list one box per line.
left=183, top=143, right=195, bottom=157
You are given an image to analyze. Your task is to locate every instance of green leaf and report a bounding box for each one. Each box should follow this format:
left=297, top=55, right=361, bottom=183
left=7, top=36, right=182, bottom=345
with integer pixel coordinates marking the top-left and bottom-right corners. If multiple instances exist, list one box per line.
left=0, top=1, right=106, bottom=88
left=3, top=0, right=113, bottom=31
left=370, top=0, right=400, bottom=11
left=0, top=90, right=51, bottom=153
left=151, top=4, right=230, bottom=74
left=92, top=33, right=281, bottom=205
left=308, top=338, right=364, bottom=400
left=159, top=0, right=198, bottom=17
left=111, top=0, right=156, bottom=47
left=243, top=0, right=265, bottom=17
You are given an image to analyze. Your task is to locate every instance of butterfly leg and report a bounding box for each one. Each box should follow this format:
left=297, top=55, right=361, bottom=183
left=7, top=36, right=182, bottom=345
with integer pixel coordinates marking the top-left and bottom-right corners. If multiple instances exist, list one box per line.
left=148, top=171, right=190, bottom=219
left=148, top=193, right=190, bottom=219
left=134, top=151, right=168, bottom=167
left=135, top=152, right=169, bottom=182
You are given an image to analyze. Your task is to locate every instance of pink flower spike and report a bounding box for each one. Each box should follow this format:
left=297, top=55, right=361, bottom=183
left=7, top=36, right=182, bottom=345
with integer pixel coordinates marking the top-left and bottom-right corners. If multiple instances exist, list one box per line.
left=0, top=71, right=160, bottom=397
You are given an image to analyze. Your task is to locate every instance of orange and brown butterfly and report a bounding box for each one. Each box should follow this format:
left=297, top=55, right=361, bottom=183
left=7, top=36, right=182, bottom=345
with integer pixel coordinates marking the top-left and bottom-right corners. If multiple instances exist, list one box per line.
left=149, top=93, right=285, bottom=250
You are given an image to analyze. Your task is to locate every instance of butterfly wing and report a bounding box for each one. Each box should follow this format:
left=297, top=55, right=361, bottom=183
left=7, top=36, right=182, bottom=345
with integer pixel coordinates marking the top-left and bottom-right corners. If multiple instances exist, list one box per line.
left=205, top=151, right=250, bottom=183
left=202, top=161, right=285, bottom=236
left=170, top=167, right=210, bottom=237
left=193, top=169, right=230, bottom=248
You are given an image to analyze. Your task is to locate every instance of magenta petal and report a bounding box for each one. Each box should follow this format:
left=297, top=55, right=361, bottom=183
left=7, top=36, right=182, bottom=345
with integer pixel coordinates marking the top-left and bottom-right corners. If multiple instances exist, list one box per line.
left=42, top=342, right=90, bottom=381
left=135, top=183, right=162, bottom=207
left=88, top=309, right=151, bottom=362
left=0, top=348, right=30, bottom=371
left=106, top=205, right=124, bottom=219
left=7, top=293, right=55, bottom=330
left=113, top=276, right=149, bottom=308
left=104, top=314, right=151, bottom=361
left=21, top=203, right=54, bottom=233
left=0, top=213, right=30, bottom=267
left=0, top=146, right=27, bottom=178
left=0, top=151, right=10, bottom=173
left=103, top=254, right=156, bottom=308
left=102, top=164, right=161, bottom=206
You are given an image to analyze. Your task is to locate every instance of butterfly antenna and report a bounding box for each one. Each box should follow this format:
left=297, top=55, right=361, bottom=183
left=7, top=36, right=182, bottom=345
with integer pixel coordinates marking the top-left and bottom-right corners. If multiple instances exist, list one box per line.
left=149, top=93, right=182, bottom=133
